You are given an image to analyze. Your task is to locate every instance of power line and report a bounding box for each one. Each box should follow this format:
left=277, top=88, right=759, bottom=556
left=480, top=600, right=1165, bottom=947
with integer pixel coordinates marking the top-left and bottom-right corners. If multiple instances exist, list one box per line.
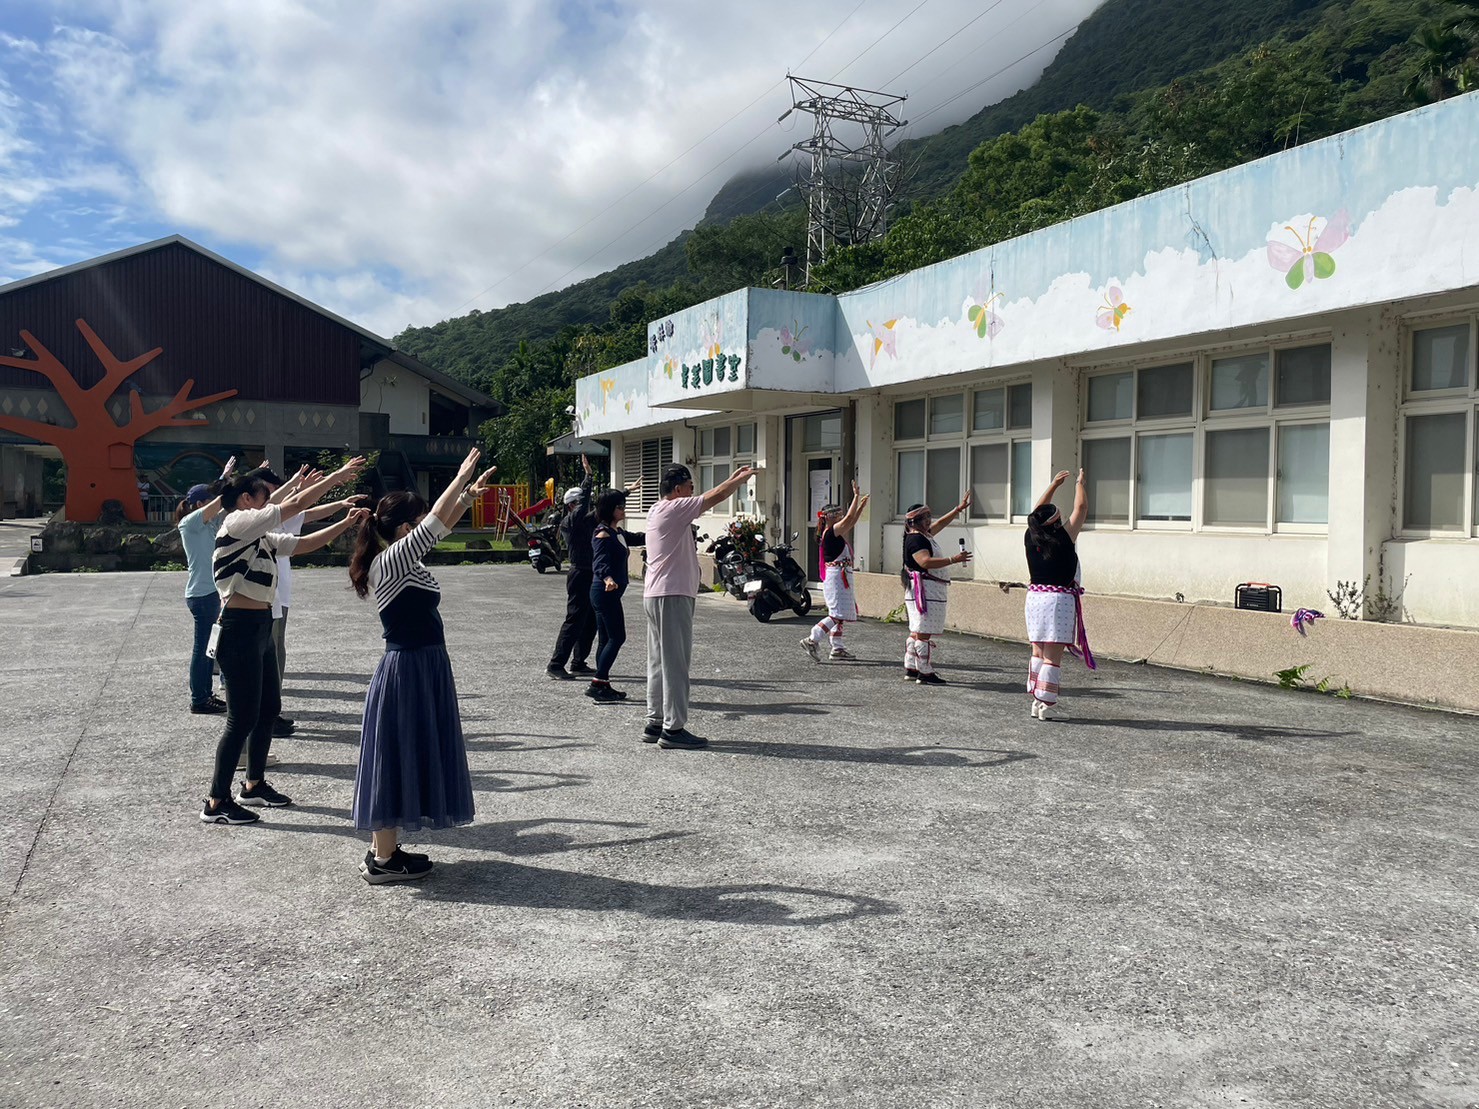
left=829, top=0, right=932, bottom=82
left=882, top=0, right=1009, bottom=88
left=451, top=0, right=871, bottom=314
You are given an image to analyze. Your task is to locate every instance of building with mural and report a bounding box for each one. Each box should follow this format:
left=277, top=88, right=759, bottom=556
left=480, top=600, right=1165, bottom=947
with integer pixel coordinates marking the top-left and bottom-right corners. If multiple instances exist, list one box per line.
left=0, top=236, right=498, bottom=521
left=575, top=95, right=1479, bottom=630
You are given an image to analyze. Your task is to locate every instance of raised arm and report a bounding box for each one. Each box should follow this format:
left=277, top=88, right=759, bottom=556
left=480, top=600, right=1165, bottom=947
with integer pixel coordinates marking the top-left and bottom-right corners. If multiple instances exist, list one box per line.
left=1036, top=470, right=1070, bottom=511
left=278, top=457, right=366, bottom=519
left=302, top=494, right=369, bottom=524
left=701, top=464, right=758, bottom=511
left=290, top=508, right=370, bottom=557
left=269, top=465, right=311, bottom=505
left=1065, top=469, right=1088, bottom=541
left=929, top=489, right=972, bottom=535
left=432, top=446, right=498, bottom=530
left=835, top=479, right=869, bottom=537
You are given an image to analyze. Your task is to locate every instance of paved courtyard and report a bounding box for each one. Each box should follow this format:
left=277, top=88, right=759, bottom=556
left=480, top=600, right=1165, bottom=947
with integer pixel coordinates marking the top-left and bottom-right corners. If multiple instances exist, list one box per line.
left=1, top=565, right=1476, bottom=1108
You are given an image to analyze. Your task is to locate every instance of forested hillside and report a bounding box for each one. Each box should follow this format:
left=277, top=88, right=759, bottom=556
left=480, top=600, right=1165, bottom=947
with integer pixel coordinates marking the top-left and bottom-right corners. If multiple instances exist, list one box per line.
left=396, top=0, right=1468, bottom=482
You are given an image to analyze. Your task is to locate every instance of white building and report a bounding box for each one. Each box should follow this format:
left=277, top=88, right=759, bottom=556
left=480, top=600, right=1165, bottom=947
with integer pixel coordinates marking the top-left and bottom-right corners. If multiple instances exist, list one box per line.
left=576, top=95, right=1479, bottom=642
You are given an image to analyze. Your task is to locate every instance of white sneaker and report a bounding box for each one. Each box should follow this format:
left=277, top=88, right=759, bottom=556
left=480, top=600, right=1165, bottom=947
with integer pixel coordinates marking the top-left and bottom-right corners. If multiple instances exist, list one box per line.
left=799, top=637, right=822, bottom=664
left=829, top=647, right=856, bottom=660
left=1036, top=703, right=1056, bottom=721
left=236, top=752, right=281, bottom=771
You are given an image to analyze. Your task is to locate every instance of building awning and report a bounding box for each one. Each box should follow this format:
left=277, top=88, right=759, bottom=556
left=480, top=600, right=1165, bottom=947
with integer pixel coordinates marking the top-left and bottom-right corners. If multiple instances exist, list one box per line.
left=546, top=432, right=610, bottom=457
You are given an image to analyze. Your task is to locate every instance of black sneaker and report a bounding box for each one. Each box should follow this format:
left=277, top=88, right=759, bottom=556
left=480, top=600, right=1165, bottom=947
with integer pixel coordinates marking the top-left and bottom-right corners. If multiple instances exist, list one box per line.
left=199, top=797, right=260, bottom=825
left=641, top=723, right=662, bottom=743
left=271, top=716, right=295, bottom=738
left=360, top=848, right=433, bottom=884
left=190, top=699, right=227, bottom=715
left=586, top=682, right=625, bottom=703
left=546, top=664, right=570, bottom=680
left=237, top=779, right=293, bottom=807
left=915, top=672, right=947, bottom=685
left=659, top=728, right=708, bottom=750
left=904, top=668, right=919, bottom=681
left=568, top=660, right=595, bottom=675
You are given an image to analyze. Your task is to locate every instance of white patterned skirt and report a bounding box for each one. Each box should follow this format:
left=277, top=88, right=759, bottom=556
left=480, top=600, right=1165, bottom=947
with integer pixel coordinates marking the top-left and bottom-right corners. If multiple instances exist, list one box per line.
left=1025, top=590, right=1077, bottom=644
left=822, top=566, right=857, bottom=621
left=904, top=591, right=948, bottom=634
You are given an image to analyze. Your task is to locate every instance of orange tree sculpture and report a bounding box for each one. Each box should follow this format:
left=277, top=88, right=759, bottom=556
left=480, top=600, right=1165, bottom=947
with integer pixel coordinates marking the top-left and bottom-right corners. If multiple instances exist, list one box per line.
left=0, top=318, right=237, bottom=522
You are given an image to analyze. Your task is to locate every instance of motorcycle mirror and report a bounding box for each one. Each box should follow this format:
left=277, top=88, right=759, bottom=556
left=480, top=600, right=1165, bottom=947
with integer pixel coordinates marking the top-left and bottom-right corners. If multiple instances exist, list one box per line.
left=790, top=531, right=798, bottom=541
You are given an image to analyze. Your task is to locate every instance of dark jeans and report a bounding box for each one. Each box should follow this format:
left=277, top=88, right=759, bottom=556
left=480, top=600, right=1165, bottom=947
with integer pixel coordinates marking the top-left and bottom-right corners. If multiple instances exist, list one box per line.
left=209, top=609, right=280, bottom=800
left=550, top=568, right=599, bottom=667
left=186, top=592, right=220, bottom=706
left=590, top=581, right=627, bottom=681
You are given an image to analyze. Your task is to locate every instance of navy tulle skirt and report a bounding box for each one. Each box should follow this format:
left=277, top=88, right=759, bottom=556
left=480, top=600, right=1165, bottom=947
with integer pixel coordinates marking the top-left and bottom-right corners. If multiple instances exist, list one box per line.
left=352, top=645, right=474, bottom=833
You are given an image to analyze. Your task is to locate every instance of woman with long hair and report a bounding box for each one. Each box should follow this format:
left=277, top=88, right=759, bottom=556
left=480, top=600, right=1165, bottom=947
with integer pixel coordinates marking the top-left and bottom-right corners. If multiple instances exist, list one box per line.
left=348, top=448, right=497, bottom=884
left=1024, top=469, right=1093, bottom=720
left=199, top=459, right=368, bottom=825
left=586, top=487, right=645, bottom=703
left=900, top=491, right=972, bottom=684
left=801, top=479, right=869, bottom=662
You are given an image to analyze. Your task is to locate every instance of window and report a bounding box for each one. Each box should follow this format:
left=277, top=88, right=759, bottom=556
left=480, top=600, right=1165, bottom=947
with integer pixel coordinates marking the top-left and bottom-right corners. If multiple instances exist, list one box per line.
left=897, top=384, right=1032, bottom=519
left=622, top=436, right=673, bottom=512
left=1401, top=320, right=1479, bottom=534
left=1080, top=345, right=1331, bottom=531
left=1205, top=427, right=1270, bottom=527
left=697, top=421, right=755, bottom=514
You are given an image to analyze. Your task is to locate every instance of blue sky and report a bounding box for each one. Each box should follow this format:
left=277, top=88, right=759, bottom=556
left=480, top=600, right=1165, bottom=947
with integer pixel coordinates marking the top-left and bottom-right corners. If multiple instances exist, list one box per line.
left=0, top=0, right=1103, bottom=338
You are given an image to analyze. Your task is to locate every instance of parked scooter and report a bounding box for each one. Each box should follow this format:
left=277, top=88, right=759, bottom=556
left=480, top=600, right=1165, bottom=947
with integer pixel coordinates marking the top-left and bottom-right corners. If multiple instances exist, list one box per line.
left=743, top=533, right=814, bottom=622
left=526, top=521, right=563, bottom=574
left=705, top=532, right=753, bottom=600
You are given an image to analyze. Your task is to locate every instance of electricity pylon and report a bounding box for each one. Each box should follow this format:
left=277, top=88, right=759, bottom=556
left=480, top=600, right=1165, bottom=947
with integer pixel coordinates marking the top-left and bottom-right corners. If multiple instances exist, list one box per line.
left=780, top=76, right=908, bottom=284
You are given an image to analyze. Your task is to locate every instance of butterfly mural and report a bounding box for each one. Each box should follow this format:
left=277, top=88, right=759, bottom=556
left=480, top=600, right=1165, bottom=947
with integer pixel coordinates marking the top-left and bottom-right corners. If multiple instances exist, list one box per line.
left=867, top=319, right=898, bottom=369
left=599, top=377, right=616, bottom=413
left=1267, top=210, right=1350, bottom=290
left=1096, top=286, right=1131, bottom=332
left=967, top=289, right=1005, bottom=340
left=661, top=354, right=678, bottom=379
left=779, top=322, right=812, bottom=362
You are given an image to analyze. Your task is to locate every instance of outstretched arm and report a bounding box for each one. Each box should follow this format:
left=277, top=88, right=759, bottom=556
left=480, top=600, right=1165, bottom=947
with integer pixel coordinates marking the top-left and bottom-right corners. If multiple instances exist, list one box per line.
left=290, top=508, right=370, bottom=557
left=432, top=447, right=499, bottom=530
left=929, top=489, right=972, bottom=535
left=835, top=479, right=869, bottom=537
left=278, top=458, right=366, bottom=519
left=701, top=465, right=758, bottom=511
left=302, top=494, right=369, bottom=524
left=1066, top=469, right=1088, bottom=541
left=1036, top=470, right=1070, bottom=510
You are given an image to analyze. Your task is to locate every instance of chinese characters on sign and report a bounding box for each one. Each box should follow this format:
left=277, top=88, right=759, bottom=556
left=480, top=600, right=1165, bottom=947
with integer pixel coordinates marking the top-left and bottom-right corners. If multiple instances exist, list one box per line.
left=679, top=354, right=742, bottom=389
left=648, top=319, right=676, bottom=354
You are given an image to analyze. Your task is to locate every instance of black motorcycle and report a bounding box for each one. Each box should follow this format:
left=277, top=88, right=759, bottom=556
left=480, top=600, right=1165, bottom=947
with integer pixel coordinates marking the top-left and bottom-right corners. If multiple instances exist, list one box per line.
left=743, top=534, right=814, bottom=622
left=705, top=532, right=753, bottom=600
left=526, top=521, right=562, bottom=574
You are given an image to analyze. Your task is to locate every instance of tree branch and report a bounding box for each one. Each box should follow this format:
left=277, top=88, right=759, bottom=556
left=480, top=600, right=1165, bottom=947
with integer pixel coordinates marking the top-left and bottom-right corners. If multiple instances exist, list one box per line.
left=0, top=414, right=74, bottom=448
left=123, top=380, right=238, bottom=443
left=76, top=319, right=163, bottom=401
left=0, top=330, right=89, bottom=417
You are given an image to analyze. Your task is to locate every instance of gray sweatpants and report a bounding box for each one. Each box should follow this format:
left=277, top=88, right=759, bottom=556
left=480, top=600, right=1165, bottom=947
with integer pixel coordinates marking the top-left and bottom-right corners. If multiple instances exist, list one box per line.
left=644, top=595, right=695, bottom=733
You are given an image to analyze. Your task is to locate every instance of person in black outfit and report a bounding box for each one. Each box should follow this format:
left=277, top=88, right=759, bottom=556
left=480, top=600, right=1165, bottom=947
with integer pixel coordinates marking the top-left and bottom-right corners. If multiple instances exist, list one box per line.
left=547, top=455, right=600, bottom=678
left=1024, top=469, right=1091, bottom=720
left=586, top=489, right=646, bottom=703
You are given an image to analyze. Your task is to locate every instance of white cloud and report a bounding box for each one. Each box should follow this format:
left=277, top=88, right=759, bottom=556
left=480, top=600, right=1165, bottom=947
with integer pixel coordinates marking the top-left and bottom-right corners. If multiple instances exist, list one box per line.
left=12, top=0, right=1105, bottom=335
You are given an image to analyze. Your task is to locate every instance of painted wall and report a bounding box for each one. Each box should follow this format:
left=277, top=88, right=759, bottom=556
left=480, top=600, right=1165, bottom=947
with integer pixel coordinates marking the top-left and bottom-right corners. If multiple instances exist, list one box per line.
left=575, top=357, right=715, bottom=437
left=362, top=358, right=429, bottom=436
left=646, top=289, right=750, bottom=408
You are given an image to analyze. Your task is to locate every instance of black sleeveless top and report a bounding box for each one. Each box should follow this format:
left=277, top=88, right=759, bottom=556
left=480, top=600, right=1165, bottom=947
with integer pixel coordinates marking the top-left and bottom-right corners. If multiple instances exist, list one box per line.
left=821, top=531, right=847, bottom=562
left=1025, top=531, right=1079, bottom=587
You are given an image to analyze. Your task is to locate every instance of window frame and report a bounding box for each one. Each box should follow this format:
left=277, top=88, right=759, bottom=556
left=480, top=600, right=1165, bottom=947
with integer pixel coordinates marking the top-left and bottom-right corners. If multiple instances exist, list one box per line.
left=1078, top=344, right=1333, bottom=535
left=891, top=383, right=1033, bottom=522
left=1397, top=315, right=1479, bottom=537
left=695, top=420, right=757, bottom=516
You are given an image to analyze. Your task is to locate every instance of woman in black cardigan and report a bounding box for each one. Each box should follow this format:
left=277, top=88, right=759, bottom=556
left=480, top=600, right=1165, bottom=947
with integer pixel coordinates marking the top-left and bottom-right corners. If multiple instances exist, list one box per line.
left=586, top=488, right=646, bottom=703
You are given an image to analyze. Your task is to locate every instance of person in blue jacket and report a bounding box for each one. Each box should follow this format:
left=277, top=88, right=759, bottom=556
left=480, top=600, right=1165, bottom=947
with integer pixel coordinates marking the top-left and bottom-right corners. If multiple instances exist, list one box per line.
left=586, top=487, right=646, bottom=704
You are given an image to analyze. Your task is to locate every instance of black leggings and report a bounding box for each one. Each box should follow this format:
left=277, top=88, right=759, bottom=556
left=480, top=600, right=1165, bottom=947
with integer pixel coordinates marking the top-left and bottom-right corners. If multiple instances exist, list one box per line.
left=209, top=609, right=280, bottom=800
left=590, top=581, right=627, bottom=681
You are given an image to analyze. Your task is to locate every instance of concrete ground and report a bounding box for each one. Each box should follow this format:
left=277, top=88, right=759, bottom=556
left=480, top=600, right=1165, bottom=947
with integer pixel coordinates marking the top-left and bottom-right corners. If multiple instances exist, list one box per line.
left=1, top=566, right=1476, bottom=1109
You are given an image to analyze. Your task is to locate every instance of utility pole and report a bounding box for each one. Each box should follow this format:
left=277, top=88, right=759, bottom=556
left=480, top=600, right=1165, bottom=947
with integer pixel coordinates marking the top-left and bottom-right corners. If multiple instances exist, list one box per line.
left=779, top=76, right=907, bottom=284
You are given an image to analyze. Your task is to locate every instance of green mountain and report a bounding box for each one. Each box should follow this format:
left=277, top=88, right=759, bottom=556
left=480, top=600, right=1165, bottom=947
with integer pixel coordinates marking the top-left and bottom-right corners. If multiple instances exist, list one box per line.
left=396, top=0, right=1454, bottom=482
